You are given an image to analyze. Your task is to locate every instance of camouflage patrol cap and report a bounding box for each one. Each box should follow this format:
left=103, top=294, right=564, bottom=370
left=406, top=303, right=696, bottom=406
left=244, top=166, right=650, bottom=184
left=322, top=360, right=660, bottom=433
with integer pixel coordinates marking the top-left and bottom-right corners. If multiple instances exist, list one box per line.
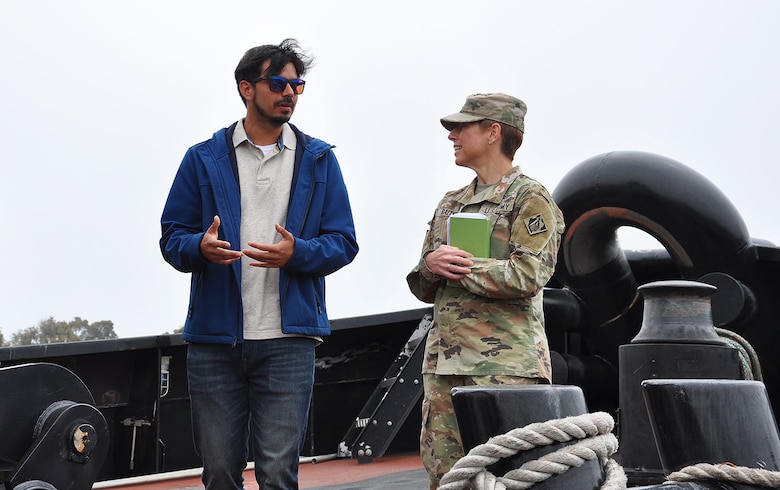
left=440, top=93, right=527, bottom=132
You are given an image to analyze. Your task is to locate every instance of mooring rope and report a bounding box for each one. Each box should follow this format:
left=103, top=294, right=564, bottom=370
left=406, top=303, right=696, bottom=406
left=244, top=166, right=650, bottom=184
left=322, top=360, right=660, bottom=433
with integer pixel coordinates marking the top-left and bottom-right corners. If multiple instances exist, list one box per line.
left=438, top=412, right=626, bottom=490
left=716, top=327, right=764, bottom=382
left=666, top=462, right=780, bottom=488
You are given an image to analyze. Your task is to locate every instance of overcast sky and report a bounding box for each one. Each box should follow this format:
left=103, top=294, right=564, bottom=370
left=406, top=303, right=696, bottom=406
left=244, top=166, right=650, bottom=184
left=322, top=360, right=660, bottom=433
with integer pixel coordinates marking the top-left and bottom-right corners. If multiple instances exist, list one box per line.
left=1, top=1, right=779, bottom=340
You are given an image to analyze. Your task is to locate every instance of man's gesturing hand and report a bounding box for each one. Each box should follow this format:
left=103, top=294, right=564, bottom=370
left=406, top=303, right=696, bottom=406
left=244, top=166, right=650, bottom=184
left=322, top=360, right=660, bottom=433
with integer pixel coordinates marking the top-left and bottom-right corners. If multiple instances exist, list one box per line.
left=200, top=215, right=243, bottom=265
left=243, top=224, right=295, bottom=268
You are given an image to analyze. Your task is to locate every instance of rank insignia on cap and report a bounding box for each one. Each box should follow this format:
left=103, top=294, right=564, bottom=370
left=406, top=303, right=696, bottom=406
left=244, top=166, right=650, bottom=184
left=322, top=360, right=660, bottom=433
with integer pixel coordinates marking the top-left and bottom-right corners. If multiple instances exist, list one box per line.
left=525, top=214, right=547, bottom=235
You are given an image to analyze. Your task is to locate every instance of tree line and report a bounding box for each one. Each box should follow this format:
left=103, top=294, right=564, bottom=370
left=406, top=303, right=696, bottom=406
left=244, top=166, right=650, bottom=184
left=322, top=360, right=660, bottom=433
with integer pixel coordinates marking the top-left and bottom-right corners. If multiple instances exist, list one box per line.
left=0, top=318, right=186, bottom=346
left=0, top=317, right=118, bottom=346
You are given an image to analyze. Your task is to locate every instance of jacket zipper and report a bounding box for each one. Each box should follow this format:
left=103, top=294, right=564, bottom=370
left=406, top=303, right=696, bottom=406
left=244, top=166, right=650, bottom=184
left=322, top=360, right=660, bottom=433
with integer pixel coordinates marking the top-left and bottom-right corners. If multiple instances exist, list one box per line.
left=281, top=146, right=323, bottom=328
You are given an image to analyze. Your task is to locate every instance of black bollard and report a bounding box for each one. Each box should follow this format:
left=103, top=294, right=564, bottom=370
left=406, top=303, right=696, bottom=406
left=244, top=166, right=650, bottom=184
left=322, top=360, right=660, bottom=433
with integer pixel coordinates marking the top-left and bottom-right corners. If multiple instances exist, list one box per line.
left=451, top=384, right=604, bottom=490
left=642, top=379, right=780, bottom=476
left=617, top=280, right=742, bottom=486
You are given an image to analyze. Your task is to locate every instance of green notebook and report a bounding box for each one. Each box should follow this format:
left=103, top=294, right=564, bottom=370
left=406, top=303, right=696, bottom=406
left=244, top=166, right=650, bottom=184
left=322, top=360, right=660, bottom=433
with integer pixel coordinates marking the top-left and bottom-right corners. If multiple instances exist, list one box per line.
left=447, top=213, right=491, bottom=258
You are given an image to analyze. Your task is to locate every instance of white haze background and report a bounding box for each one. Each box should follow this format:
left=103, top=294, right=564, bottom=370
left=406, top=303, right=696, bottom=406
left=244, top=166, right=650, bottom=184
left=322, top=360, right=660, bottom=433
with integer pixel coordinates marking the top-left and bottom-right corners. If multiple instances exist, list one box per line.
left=1, top=1, right=779, bottom=339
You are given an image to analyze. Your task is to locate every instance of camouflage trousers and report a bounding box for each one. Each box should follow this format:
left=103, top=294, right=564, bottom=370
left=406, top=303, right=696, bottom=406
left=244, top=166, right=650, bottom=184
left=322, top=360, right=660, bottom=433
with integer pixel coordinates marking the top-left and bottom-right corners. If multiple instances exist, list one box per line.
left=421, top=373, right=540, bottom=489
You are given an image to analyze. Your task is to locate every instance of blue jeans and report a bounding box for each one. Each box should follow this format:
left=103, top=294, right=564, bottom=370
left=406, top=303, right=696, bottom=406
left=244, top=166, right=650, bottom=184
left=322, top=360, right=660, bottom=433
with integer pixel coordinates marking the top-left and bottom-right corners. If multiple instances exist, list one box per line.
left=187, top=338, right=316, bottom=490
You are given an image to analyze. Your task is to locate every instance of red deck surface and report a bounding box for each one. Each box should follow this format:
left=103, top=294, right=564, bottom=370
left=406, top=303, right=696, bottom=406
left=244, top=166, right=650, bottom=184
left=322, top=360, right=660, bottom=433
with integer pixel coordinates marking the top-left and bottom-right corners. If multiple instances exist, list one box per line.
left=96, top=453, right=425, bottom=489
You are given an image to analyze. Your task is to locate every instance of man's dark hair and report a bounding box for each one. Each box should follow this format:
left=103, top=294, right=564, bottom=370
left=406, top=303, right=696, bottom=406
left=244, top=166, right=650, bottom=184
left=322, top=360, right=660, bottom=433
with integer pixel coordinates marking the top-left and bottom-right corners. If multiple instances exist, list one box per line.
left=234, top=38, right=313, bottom=103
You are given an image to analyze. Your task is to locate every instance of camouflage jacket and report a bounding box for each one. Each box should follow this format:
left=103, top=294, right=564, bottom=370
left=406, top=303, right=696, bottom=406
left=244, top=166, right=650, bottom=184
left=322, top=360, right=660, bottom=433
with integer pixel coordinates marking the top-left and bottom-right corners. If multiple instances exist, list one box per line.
left=406, top=166, right=564, bottom=379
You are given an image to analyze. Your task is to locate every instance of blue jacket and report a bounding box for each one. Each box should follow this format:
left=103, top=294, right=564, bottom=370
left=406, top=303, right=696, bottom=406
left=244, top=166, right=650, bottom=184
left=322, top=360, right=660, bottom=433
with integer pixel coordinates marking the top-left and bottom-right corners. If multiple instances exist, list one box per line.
left=160, top=122, right=359, bottom=344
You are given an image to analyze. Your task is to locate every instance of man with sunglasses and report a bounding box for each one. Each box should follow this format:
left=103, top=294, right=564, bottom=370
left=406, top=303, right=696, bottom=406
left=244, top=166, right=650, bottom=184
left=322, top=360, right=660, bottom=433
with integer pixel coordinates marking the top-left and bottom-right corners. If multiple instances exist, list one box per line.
left=160, top=39, right=358, bottom=489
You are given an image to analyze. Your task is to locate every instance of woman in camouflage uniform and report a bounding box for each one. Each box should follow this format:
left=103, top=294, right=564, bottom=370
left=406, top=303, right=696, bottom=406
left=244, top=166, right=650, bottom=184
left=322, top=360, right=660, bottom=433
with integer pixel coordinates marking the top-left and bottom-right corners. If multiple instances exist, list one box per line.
left=406, top=93, right=565, bottom=489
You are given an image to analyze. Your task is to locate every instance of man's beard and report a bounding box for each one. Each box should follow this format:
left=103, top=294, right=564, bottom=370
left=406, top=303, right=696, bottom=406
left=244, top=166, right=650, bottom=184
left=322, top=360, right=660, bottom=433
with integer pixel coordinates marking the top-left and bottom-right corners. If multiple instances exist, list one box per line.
left=253, top=97, right=294, bottom=126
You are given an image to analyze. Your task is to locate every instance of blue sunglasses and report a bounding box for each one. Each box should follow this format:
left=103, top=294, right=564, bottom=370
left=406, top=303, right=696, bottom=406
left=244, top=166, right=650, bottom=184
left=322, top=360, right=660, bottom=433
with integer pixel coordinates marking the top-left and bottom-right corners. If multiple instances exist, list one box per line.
left=249, top=75, right=306, bottom=94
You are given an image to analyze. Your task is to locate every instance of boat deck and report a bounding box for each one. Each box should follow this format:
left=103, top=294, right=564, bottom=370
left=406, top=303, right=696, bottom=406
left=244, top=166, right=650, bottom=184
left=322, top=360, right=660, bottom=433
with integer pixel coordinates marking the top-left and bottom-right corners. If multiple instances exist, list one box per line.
left=94, top=453, right=428, bottom=489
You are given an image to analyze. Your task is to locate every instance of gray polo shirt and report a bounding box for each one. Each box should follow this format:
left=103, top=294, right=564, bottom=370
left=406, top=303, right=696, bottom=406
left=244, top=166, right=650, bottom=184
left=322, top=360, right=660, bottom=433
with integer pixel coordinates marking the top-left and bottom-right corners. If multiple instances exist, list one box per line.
left=233, top=120, right=295, bottom=340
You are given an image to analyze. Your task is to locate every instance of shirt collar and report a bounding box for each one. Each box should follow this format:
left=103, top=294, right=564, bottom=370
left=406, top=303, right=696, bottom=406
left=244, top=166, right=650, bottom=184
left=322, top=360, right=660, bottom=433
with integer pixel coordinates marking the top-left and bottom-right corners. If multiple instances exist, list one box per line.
left=232, top=119, right=293, bottom=152
left=458, top=166, right=524, bottom=205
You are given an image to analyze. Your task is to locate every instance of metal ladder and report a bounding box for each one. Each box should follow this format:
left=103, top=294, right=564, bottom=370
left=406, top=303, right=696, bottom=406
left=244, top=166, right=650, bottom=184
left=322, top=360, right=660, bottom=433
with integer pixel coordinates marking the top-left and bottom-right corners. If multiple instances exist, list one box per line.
left=337, top=313, right=433, bottom=463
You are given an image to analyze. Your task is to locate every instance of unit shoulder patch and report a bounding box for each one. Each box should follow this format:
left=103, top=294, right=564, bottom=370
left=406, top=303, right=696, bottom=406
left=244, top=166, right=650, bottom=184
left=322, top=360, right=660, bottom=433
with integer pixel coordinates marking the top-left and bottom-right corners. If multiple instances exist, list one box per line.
left=514, top=193, right=558, bottom=255
left=525, top=214, right=547, bottom=235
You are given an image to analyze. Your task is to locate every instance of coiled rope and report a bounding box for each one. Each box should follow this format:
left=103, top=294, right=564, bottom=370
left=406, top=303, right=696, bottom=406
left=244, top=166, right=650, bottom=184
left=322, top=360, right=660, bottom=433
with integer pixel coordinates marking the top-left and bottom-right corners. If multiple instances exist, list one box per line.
left=438, top=412, right=626, bottom=490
